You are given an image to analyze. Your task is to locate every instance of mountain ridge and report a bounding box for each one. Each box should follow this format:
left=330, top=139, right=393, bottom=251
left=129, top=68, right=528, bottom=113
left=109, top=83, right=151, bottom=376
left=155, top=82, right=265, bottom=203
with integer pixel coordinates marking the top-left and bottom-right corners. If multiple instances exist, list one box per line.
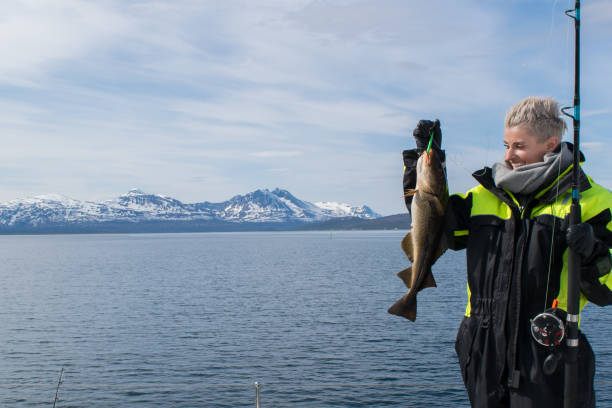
left=0, top=188, right=381, bottom=233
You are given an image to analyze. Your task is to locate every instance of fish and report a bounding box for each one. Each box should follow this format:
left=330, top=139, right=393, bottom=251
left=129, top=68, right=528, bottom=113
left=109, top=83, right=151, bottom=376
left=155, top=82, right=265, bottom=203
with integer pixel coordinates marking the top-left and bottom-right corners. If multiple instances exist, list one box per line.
left=388, top=148, right=449, bottom=321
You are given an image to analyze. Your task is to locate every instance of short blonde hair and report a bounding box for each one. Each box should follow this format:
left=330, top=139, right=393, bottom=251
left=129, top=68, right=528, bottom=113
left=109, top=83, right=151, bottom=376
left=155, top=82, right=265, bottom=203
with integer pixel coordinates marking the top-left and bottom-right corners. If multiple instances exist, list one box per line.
left=505, top=96, right=567, bottom=143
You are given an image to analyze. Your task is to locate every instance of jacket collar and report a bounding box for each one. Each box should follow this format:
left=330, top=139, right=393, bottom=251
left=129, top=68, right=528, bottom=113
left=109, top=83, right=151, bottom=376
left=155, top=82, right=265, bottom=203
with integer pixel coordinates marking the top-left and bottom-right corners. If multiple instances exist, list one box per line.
left=471, top=143, right=591, bottom=208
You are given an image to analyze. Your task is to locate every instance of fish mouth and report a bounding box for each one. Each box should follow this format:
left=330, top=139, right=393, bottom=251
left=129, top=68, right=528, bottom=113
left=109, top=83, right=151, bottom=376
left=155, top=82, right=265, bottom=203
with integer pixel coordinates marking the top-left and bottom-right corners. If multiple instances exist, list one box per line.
left=423, top=149, right=434, bottom=166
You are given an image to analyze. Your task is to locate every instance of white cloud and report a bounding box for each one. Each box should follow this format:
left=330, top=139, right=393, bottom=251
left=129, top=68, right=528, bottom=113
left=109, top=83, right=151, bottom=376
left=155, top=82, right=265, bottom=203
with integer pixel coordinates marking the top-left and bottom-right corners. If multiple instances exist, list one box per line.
left=0, top=0, right=129, bottom=83
left=584, top=1, right=612, bottom=25
left=249, top=151, right=303, bottom=158
left=583, top=108, right=612, bottom=118
left=0, top=1, right=610, bottom=214
left=581, top=141, right=605, bottom=151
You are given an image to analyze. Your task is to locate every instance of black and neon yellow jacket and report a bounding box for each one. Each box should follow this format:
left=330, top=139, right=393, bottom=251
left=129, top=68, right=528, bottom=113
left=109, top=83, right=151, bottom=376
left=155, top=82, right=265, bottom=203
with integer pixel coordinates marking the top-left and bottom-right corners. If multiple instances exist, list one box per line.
left=403, top=144, right=612, bottom=406
left=450, top=167, right=612, bottom=318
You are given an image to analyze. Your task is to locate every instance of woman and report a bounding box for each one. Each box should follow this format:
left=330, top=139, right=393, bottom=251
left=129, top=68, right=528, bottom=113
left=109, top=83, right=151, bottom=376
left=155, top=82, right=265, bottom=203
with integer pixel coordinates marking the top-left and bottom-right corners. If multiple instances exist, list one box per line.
left=402, top=97, right=612, bottom=407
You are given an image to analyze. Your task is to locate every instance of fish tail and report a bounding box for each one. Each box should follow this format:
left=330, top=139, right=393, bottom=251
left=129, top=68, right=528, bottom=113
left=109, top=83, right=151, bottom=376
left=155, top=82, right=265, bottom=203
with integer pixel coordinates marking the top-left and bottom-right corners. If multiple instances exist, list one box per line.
left=387, top=295, right=417, bottom=321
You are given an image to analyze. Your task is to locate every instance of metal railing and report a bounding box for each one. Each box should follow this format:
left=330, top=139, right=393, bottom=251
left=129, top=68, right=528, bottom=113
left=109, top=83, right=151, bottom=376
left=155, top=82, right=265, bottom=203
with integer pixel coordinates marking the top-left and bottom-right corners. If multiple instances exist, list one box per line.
left=4, top=378, right=612, bottom=407
left=254, top=381, right=261, bottom=408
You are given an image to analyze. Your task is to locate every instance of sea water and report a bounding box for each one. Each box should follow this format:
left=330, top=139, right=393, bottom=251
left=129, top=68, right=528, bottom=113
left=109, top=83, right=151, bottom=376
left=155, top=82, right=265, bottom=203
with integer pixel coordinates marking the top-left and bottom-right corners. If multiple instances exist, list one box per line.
left=1, top=231, right=610, bottom=407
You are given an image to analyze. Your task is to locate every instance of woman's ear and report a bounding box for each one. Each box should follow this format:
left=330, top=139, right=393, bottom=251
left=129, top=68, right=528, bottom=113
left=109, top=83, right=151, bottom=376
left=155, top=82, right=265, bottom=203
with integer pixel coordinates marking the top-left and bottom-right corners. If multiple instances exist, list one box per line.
left=546, top=137, right=560, bottom=152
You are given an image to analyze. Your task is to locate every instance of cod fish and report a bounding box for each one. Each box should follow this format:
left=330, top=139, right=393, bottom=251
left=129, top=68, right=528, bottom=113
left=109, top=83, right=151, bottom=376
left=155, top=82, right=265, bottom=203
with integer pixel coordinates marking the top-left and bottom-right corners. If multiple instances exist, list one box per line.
left=388, top=148, right=449, bottom=321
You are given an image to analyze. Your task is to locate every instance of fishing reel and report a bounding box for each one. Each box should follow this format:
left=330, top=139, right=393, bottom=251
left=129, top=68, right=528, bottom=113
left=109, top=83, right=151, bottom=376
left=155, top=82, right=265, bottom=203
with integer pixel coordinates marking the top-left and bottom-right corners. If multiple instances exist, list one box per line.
left=530, top=310, right=565, bottom=347
left=530, top=308, right=566, bottom=375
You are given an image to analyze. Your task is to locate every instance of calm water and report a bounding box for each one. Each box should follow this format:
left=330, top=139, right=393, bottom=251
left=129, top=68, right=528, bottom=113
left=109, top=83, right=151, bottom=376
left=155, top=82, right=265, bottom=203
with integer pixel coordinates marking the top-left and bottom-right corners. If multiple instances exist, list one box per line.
left=1, top=231, right=610, bottom=407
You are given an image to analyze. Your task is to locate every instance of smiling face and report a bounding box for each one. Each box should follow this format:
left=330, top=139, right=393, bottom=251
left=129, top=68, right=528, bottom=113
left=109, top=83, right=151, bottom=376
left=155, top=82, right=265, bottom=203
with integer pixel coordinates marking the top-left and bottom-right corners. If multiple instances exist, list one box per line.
left=503, top=126, right=559, bottom=169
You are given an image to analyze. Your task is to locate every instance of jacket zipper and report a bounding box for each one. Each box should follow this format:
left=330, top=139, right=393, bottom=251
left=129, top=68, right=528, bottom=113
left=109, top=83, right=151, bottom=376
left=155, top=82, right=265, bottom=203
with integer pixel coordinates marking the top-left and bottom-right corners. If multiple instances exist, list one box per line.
left=506, top=191, right=529, bottom=389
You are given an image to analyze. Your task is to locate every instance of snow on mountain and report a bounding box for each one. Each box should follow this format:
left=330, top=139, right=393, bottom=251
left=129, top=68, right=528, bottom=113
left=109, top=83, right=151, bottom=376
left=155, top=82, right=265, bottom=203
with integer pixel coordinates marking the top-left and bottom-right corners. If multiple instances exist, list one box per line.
left=0, top=188, right=380, bottom=230
left=218, top=188, right=321, bottom=222
left=0, top=194, right=108, bottom=226
left=314, top=201, right=377, bottom=219
left=108, top=188, right=214, bottom=220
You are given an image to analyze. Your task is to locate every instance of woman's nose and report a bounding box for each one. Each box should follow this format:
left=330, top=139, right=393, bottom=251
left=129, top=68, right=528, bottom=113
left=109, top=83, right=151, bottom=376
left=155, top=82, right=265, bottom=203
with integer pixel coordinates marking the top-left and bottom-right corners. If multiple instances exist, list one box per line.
left=505, top=148, right=515, bottom=162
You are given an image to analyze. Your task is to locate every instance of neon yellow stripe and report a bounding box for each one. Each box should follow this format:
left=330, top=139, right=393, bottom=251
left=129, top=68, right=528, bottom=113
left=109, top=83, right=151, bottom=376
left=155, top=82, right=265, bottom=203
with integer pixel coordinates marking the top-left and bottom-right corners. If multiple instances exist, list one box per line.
left=555, top=249, right=589, bottom=328
left=454, top=230, right=468, bottom=237
left=465, top=284, right=471, bottom=317
left=501, top=188, right=520, bottom=208
left=467, top=186, right=512, bottom=219
left=535, top=164, right=574, bottom=199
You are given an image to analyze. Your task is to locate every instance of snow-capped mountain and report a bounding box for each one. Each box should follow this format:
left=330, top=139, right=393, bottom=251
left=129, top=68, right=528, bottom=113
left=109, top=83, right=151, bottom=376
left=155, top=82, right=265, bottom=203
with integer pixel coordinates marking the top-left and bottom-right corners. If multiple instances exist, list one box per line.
left=0, top=188, right=380, bottom=232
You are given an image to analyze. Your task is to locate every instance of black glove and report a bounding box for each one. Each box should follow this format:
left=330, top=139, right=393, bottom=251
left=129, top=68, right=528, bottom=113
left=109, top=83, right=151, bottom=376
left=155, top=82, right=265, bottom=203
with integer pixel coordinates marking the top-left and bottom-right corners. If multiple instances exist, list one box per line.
left=566, top=223, right=596, bottom=259
left=413, top=119, right=442, bottom=153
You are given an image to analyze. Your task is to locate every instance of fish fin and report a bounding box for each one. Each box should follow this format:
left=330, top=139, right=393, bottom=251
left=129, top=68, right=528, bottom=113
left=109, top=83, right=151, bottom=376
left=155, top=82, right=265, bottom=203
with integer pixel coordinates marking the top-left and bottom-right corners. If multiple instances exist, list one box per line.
left=397, top=266, right=413, bottom=288
left=434, top=243, right=448, bottom=262
left=397, top=267, right=436, bottom=290
left=388, top=295, right=417, bottom=321
left=400, top=232, right=414, bottom=262
left=403, top=189, right=418, bottom=197
left=422, top=270, right=437, bottom=289
left=431, top=229, right=450, bottom=265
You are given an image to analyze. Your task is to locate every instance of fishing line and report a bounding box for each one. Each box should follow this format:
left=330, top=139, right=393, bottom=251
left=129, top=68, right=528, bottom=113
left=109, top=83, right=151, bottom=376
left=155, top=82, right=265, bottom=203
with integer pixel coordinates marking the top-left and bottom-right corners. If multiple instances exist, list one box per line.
left=549, top=0, right=561, bottom=40
left=543, top=145, right=565, bottom=311
left=564, top=0, right=574, bottom=106
left=446, top=152, right=477, bottom=178
left=542, top=0, right=575, bottom=312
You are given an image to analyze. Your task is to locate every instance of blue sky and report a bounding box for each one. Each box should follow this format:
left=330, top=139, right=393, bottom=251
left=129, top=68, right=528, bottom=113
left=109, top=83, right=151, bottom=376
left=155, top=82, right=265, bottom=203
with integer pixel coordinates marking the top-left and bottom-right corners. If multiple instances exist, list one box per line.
left=1, top=0, right=610, bottom=215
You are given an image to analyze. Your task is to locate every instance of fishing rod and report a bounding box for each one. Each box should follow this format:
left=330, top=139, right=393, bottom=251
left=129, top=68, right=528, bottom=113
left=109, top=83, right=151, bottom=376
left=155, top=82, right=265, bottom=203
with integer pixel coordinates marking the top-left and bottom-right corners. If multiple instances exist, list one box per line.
left=53, top=367, right=64, bottom=408
left=561, top=1, right=581, bottom=407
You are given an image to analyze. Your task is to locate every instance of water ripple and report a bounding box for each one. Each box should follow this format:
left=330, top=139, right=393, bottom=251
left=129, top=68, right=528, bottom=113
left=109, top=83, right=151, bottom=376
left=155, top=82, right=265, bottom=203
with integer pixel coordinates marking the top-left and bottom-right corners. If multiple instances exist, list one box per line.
left=0, top=232, right=610, bottom=407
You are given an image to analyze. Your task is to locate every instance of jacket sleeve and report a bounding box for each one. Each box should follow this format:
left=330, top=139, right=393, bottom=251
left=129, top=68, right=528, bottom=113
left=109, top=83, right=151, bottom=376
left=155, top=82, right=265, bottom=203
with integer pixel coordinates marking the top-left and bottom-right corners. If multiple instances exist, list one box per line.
left=579, top=210, right=612, bottom=306
left=446, top=192, right=472, bottom=251
left=402, top=149, right=420, bottom=212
